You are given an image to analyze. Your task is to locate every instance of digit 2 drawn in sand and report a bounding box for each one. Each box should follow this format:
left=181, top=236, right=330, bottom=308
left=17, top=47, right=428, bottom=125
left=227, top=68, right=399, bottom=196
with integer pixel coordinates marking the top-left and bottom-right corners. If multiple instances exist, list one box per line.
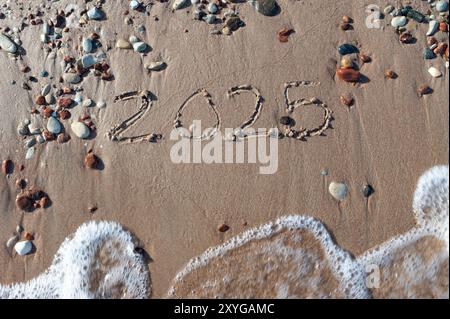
left=107, top=90, right=162, bottom=143
left=282, top=81, right=333, bottom=140
left=174, top=88, right=221, bottom=140
left=226, top=84, right=267, bottom=140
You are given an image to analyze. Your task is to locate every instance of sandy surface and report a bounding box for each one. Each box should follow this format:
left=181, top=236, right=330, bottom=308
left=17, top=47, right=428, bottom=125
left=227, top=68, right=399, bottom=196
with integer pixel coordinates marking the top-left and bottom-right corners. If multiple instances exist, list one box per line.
left=0, top=0, right=448, bottom=298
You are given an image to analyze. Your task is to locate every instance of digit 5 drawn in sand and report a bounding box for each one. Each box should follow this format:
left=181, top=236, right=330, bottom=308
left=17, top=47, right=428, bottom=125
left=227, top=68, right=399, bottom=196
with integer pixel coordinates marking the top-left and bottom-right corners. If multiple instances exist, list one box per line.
left=173, top=88, right=221, bottom=141
left=107, top=90, right=162, bottom=143
left=226, top=84, right=269, bottom=140
left=281, top=81, right=333, bottom=140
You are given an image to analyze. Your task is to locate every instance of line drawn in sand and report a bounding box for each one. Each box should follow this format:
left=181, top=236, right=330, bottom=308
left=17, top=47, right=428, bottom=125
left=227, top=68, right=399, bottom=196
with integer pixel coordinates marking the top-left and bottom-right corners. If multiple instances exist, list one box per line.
left=282, top=81, right=334, bottom=141
left=173, top=88, right=221, bottom=141
left=107, top=90, right=162, bottom=144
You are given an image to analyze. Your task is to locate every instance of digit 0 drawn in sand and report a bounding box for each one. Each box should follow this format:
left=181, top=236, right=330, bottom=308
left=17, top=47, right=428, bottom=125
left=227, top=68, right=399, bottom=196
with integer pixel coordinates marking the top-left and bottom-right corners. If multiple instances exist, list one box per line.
left=107, top=90, right=162, bottom=144
left=174, top=88, right=221, bottom=141
left=282, top=81, right=334, bottom=141
left=226, top=84, right=268, bottom=140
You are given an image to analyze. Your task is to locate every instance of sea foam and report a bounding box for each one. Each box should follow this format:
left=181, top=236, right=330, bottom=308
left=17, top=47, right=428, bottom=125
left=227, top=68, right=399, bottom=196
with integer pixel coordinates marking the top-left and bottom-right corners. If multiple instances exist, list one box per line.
left=0, top=221, right=151, bottom=299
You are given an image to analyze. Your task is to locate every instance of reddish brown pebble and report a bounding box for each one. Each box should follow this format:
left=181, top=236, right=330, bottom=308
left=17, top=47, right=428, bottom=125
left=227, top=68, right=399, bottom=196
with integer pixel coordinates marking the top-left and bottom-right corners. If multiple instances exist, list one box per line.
left=57, top=133, right=71, bottom=144
left=43, top=131, right=56, bottom=141
left=24, top=232, right=34, bottom=241
left=16, top=195, right=33, bottom=211
left=16, top=179, right=27, bottom=189
left=340, top=93, right=354, bottom=106
left=341, top=23, right=351, bottom=31
left=62, top=87, right=72, bottom=94
left=36, top=95, right=46, bottom=106
left=434, top=43, right=448, bottom=56
left=428, top=37, right=438, bottom=46
left=58, top=98, right=73, bottom=108
left=385, top=70, right=397, bottom=79
left=343, top=16, right=352, bottom=24
left=218, top=224, right=230, bottom=233
left=59, top=109, right=71, bottom=120
left=2, top=159, right=13, bottom=175
left=84, top=152, right=99, bottom=169
left=277, top=28, right=295, bottom=43
left=39, top=196, right=50, bottom=209
left=88, top=206, right=98, bottom=213
left=418, top=85, right=432, bottom=96
left=336, top=68, right=361, bottom=82
left=42, top=107, right=53, bottom=118
left=399, top=32, right=413, bottom=44
left=360, top=54, right=371, bottom=63
left=440, top=22, right=448, bottom=33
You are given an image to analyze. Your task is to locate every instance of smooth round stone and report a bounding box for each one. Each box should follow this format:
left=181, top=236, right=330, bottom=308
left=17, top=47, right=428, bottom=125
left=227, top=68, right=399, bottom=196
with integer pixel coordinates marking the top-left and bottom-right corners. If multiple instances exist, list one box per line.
left=17, top=121, right=30, bottom=136
left=25, top=147, right=35, bottom=160
left=363, top=185, right=375, bottom=198
left=25, top=138, right=36, bottom=148
left=0, top=33, right=18, bottom=53
left=436, top=1, right=449, bottom=12
left=41, top=84, right=51, bottom=96
left=129, top=35, right=139, bottom=44
left=28, top=123, right=42, bottom=135
left=14, top=240, right=33, bottom=256
left=42, top=23, right=51, bottom=35
left=338, top=44, right=359, bottom=55
left=63, top=73, right=81, bottom=84
left=428, top=66, right=442, bottom=78
left=82, top=99, right=93, bottom=107
left=80, top=54, right=97, bottom=68
left=97, top=100, right=106, bottom=108
left=82, top=38, right=94, bottom=53
left=47, top=117, right=63, bottom=134
left=329, top=182, right=349, bottom=201
left=45, top=94, right=55, bottom=105
left=391, top=16, right=408, bottom=28
left=424, top=48, right=437, bottom=60
left=130, top=0, right=141, bottom=10
left=172, top=0, right=189, bottom=10
left=384, top=5, right=394, bottom=15
left=116, top=39, right=132, bottom=49
left=427, top=20, right=439, bottom=36
left=133, top=41, right=148, bottom=53
left=145, top=61, right=166, bottom=71
left=71, top=122, right=91, bottom=139
left=208, top=3, right=218, bottom=14
left=253, top=0, right=278, bottom=16
left=204, top=14, right=217, bottom=24
left=87, top=7, right=103, bottom=20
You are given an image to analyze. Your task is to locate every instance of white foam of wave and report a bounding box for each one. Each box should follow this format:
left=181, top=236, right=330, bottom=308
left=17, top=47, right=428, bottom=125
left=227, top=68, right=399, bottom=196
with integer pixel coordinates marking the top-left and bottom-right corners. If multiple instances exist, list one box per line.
left=0, top=221, right=151, bottom=299
left=168, top=215, right=370, bottom=299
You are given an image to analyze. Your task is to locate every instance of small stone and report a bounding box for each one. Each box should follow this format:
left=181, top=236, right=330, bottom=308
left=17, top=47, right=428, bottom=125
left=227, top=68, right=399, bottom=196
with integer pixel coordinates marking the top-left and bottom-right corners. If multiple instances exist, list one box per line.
left=172, top=0, right=189, bottom=10
left=427, top=20, right=439, bottom=36
left=218, top=224, right=230, bottom=233
left=14, top=240, right=33, bottom=256
left=6, top=235, right=19, bottom=251
left=80, top=54, right=97, bottom=68
left=82, top=38, right=94, bottom=53
left=63, top=73, right=82, bottom=84
left=340, top=57, right=353, bottom=68
left=329, top=182, right=348, bottom=201
left=28, top=123, right=41, bottom=135
left=208, top=3, right=219, bottom=14
left=204, top=14, right=217, bottom=24
left=84, top=152, right=100, bottom=169
left=40, top=196, right=50, bottom=208
left=24, top=232, right=34, bottom=241
left=116, top=39, right=132, bottom=49
left=16, top=194, right=33, bottom=211
left=338, top=44, right=359, bottom=55
left=342, top=16, right=352, bottom=24
left=279, top=116, right=294, bottom=126
left=97, top=100, right=106, bottom=109
left=145, top=61, right=166, bottom=71
left=278, top=28, right=295, bottom=43
left=133, top=41, right=148, bottom=53
left=16, top=179, right=26, bottom=189
left=336, top=68, right=361, bottom=82
left=399, top=32, right=414, bottom=44
left=58, top=98, right=74, bottom=108
left=424, top=47, right=437, bottom=60
left=57, top=133, right=71, bottom=144
left=0, top=33, right=18, bottom=54
left=17, top=121, right=30, bottom=136
left=385, top=70, right=397, bottom=79
left=41, top=84, right=51, bottom=97
left=225, top=16, right=243, bottom=31
left=2, top=159, right=13, bottom=175
left=36, top=95, right=46, bottom=106
left=391, top=16, right=408, bottom=28
left=87, top=7, right=103, bottom=20
left=71, top=121, right=91, bottom=139
left=384, top=5, right=394, bottom=15
left=130, top=0, right=141, bottom=10
left=436, top=1, right=449, bottom=13
left=25, top=138, right=36, bottom=148
left=83, top=99, right=94, bottom=107
left=340, top=93, right=354, bottom=106
left=428, top=66, right=442, bottom=78
left=45, top=94, right=55, bottom=105
left=418, top=84, right=432, bottom=96
left=440, top=22, right=448, bottom=33
left=59, top=109, right=71, bottom=120
left=47, top=117, right=63, bottom=134
left=362, top=185, right=375, bottom=198
left=25, top=147, right=35, bottom=160
left=252, top=0, right=278, bottom=17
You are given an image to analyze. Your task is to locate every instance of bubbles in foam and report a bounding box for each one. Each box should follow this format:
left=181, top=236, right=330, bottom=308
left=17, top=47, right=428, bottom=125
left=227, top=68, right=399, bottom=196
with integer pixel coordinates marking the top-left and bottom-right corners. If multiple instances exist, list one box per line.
left=168, top=216, right=370, bottom=299
left=0, top=221, right=151, bottom=299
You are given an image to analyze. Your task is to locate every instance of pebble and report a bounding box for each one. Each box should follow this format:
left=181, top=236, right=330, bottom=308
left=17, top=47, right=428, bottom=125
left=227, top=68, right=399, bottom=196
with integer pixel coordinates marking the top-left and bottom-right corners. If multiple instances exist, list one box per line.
left=28, top=123, right=41, bottom=135
left=360, top=54, right=371, bottom=63
left=340, top=93, right=354, bottom=106
left=252, top=0, right=278, bottom=16
left=87, top=7, right=103, bottom=20
left=218, top=224, right=230, bottom=233
left=338, top=44, right=359, bottom=55
left=6, top=235, right=19, bottom=251
left=41, top=84, right=51, bottom=97
left=384, top=5, right=394, bottom=15
left=340, top=57, right=353, bottom=68
left=116, top=39, right=132, bottom=49
left=45, top=94, right=55, bottom=105
left=2, top=159, right=13, bottom=175
left=82, top=38, right=94, bottom=53
left=208, top=3, right=219, bottom=14
left=36, top=95, right=46, bottom=106
left=225, top=16, right=243, bottom=31
left=145, top=61, right=166, bottom=71
left=25, top=147, right=35, bottom=160
left=172, top=0, right=189, bottom=10
left=428, top=66, right=442, bottom=78
left=418, top=84, right=432, bottom=96
left=385, top=69, right=397, bottom=79
left=25, top=138, right=36, bottom=148
left=329, top=182, right=349, bottom=201
left=204, top=14, right=217, bottom=24
left=391, top=16, right=408, bottom=28
left=80, top=54, right=97, bottom=68
left=0, top=33, right=18, bottom=54
left=362, top=185, right=375, bottom=198
left=130, top=0, right=141, bottom=10
left=71, top=122, right=91, bottom=139
left=63, top=73, right=81, bottom=84
left=83, top=99, right=94, bottom=107
left=424, top=47, right=437, bottom=59
left=14, top=240, right=33, bottom=256
left=336, top=68, right=361, bottom=82
left=133, top=41, right=148, bottom=53
left=97, top=100, right=106, bottom=109
left=427, top=20, right=439, bottom=36
left=399, top=32, right=414, bottom=44
left=15, top=194, right=33, bottom=211
left=279, top=116, right=294, bottom=126
left=436, top=1, right=449, bottom=12
left=17, top=121, right=30, bottom=136
left=84, top=152, right=100, bottom=169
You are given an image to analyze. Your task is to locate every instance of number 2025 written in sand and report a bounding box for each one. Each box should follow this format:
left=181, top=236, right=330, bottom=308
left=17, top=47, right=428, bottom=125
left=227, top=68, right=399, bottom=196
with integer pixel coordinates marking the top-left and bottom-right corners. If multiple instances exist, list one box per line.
left=107, top=81, right=333, bottom=143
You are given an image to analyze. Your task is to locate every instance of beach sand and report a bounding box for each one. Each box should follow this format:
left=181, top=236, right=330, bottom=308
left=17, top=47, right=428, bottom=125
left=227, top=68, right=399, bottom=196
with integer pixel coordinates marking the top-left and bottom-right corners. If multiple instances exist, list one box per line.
left=0, top=0, right=448, bottom=298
